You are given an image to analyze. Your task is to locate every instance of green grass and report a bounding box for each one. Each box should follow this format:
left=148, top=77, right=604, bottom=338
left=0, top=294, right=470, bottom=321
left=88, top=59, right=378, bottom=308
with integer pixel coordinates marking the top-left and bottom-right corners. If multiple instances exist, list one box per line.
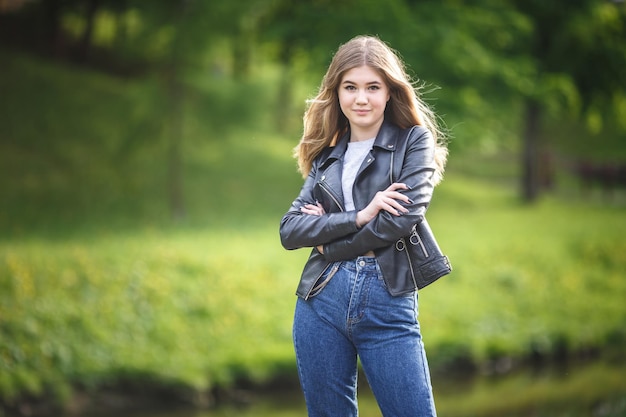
left=423, top=180, right=626, bottom=365
left=1, top=48, right=625, bottom=413
left=0, top=228, right=301, bottom=397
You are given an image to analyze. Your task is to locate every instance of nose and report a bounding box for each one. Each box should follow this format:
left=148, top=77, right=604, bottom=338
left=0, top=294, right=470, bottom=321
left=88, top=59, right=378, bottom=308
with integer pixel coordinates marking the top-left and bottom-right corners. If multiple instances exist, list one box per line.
left=356, top=89, right=368, bottom=104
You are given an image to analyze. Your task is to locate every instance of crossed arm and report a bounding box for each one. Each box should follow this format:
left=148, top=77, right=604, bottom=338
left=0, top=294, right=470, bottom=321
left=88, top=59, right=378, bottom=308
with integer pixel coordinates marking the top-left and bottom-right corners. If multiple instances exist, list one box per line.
left=300, top=182, right=411, bottom=254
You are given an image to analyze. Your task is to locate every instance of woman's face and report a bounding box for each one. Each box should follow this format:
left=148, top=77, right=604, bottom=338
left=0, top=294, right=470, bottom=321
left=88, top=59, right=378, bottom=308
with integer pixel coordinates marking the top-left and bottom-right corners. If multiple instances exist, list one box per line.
left=338, top=65, right=390, bottom=140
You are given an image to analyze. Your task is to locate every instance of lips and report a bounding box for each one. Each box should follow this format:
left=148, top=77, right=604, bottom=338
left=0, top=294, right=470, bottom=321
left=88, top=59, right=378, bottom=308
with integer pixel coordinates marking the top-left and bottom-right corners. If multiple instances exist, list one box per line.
left=353, top=109, right=370, bottom=115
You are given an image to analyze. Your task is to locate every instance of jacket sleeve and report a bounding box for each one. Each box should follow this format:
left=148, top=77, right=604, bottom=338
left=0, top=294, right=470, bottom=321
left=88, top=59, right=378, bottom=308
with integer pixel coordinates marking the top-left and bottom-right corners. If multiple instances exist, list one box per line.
left=279, top=160, right=359, bottom=250
left=322, top=128, right=436, bottom=261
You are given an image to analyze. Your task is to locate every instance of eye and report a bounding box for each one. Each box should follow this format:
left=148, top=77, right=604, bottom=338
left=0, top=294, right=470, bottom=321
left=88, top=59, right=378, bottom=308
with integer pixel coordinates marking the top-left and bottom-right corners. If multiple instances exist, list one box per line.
left=368, top=85, right=381, bottom=91
left=344, top=85, right=356, bottom=91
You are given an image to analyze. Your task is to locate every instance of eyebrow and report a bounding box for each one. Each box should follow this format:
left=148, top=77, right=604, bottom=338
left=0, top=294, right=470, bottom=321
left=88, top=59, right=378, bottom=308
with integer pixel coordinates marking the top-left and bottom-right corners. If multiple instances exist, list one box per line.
left=341, top=80, right=383, bottom=86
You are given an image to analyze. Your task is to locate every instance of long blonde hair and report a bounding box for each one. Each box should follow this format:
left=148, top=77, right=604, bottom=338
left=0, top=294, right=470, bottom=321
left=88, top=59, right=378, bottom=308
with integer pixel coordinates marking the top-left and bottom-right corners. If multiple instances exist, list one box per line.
left=294, top=35, right=448, bottom=185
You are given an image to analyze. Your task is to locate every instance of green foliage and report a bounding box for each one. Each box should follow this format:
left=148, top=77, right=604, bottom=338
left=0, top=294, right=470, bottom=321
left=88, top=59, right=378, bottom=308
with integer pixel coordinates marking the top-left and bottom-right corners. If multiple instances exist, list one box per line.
left=0, top=229, right=301, bottom=401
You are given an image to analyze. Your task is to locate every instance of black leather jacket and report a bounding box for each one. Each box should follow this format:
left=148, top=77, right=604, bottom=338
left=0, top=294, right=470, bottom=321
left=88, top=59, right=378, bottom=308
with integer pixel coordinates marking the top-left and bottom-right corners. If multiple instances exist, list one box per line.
left=280, top=121, right=438, bottom=299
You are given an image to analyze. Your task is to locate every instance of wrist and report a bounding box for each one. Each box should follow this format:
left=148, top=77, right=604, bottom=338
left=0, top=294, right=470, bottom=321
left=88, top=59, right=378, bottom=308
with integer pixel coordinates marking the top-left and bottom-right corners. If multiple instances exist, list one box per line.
left=356, top=211, right=365, bottom=228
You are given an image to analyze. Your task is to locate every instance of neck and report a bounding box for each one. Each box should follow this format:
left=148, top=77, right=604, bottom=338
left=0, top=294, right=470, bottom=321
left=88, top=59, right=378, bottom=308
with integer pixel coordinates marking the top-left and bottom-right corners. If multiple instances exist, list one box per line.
left=349, top=122, right=383, bottom=142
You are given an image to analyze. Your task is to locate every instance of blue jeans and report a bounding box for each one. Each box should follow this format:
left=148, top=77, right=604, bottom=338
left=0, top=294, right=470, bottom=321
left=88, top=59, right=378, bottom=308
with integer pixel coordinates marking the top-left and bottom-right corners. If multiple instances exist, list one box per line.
left=293, top=256, right=437, bottom=417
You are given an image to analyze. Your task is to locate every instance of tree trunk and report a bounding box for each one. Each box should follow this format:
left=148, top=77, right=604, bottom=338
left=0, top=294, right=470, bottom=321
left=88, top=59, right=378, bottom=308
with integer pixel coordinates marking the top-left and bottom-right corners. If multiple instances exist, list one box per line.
left=233, top=28, right=252, bottom=80
left=76, top=0, right=100, bottom=63
left=42, top=0, right=62, bottom=57
left=275, top=42, right=294, bottom=133
left=113, top=0, right=128, bottom=51
left=166, top=70, right=186, bottom=221
left=165, top=0, right=190, bottom=221
left=521, top=98, right=541, bottom=202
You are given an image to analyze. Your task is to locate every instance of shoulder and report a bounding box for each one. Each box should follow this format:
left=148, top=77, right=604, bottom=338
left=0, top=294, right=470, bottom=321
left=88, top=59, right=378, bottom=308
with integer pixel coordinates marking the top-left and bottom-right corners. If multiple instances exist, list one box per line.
left=313, top=135, right=349, bottom=169
left=397, top=125, right=433, bottom=151
left=406, top=125, right=431, bottom=141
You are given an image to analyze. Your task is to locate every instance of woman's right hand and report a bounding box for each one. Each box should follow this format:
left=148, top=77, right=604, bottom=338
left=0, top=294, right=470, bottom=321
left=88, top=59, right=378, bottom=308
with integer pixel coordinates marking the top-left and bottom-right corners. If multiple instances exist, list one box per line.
left=356, top=183, right=411, bottom=228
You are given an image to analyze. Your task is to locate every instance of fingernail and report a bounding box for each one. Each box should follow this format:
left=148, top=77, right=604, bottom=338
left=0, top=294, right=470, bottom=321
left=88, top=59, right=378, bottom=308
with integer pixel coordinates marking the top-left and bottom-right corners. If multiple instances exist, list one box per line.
left=408, top=199, right=414, bottom=204
left=406, top=184, right=413, bottom=190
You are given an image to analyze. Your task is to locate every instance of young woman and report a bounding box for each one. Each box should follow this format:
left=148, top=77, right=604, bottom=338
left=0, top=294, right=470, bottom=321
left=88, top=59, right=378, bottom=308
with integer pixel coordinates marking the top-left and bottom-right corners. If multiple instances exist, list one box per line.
left=279, top=35, right=448, bottom=417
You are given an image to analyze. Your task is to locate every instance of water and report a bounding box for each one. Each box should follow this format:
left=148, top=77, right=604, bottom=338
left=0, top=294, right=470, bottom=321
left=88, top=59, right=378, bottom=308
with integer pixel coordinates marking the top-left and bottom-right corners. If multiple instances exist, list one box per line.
left=87, top=358, right=626, bottom=417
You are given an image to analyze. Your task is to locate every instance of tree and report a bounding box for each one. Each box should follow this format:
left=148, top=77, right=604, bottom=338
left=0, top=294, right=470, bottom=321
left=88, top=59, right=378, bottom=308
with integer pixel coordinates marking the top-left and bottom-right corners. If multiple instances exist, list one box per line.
left=511, top=0, right=626, bottom=201
left=135, top=0, right=275, bottom=219
left=399, top=0, right=626, bottom=201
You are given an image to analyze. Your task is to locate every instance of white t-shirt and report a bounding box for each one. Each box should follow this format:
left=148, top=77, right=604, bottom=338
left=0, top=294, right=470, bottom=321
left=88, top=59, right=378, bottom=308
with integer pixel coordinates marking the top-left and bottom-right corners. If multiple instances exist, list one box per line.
left=342, top=138, right=375, bottom=211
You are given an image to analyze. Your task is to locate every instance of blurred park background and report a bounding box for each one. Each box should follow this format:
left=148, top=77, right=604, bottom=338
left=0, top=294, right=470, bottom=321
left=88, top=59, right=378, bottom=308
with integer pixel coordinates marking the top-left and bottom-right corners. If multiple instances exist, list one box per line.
left=0, top=0, right=625, bottom=416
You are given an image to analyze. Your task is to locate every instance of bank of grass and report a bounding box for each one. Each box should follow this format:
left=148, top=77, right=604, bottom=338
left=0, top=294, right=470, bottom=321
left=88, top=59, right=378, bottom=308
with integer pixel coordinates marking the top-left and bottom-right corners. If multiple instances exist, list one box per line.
left=422, top=179, right=626, bottom=367
left=1, top=48, right=625, bottom=411
left=0, top=227, right=302, bottom=399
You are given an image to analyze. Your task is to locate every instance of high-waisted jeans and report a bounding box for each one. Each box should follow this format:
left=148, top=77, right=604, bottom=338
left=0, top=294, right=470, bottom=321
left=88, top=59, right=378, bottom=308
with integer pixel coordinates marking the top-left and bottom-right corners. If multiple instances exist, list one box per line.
left=293, top=256, right=437, bottom=417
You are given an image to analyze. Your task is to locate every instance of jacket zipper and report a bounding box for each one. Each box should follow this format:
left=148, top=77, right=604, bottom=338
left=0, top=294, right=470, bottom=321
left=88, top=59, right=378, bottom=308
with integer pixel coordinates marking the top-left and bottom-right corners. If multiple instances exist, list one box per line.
left=391, top=147, right=420, bottom=289
left=396, top=225, right=429, bottom=291
left=303, top=179, right=344, bottom=300
left=389, top=153, right=394, bottom=185
left=389, top=136, right=427, bottom=259
left=305, top=262, right=340, bottom=300
left=304, top=177, right=345, bottom=300
left=305, top=264, right=327, bottom=300
left=410, top=224, right=429, bottom=258
left=318, top=180, right=344, bottom=212
left=390, top=145, right=421, bottom=291
left=400, top=237, right=419, bottom=290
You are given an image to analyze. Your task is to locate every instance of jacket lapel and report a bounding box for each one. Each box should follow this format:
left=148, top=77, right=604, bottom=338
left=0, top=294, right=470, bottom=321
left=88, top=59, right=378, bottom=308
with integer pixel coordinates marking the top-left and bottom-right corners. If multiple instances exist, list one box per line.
left=318, top=134, right=348, bottom=210
left=355, top=121, right=398, bottom=180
